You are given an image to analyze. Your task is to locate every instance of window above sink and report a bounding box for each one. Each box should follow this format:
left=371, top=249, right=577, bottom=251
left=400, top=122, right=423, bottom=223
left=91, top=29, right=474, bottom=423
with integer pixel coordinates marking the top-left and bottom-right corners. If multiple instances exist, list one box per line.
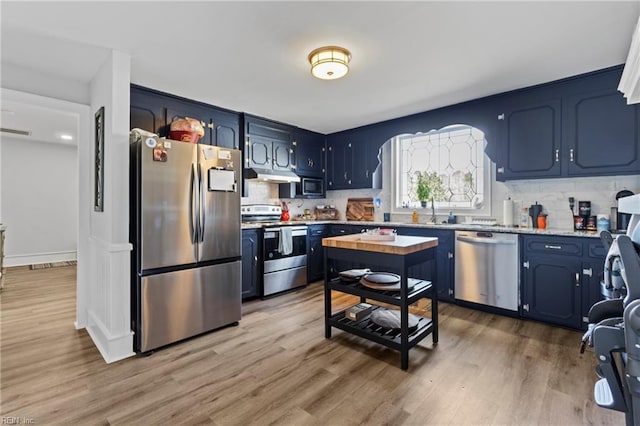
left=391, top=124, right=491, bottom=216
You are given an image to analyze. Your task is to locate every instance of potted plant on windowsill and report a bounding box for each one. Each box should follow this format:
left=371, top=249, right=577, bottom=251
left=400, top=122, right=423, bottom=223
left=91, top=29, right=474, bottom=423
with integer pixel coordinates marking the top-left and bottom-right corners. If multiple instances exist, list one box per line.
left=416, top=171, right=432, bottom=208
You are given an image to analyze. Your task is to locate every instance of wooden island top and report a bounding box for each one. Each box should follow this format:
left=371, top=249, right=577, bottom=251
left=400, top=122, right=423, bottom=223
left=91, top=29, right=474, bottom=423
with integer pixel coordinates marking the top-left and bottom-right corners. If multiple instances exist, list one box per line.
left=322, top=234, right=438, bottom=255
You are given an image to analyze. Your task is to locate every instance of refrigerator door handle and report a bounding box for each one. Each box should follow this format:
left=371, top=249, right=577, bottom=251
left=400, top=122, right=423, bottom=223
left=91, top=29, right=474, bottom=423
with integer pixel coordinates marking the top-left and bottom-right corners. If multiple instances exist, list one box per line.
left=198, top=163, right=205, bottom=243
left=189, top=163, right=198, bottom=244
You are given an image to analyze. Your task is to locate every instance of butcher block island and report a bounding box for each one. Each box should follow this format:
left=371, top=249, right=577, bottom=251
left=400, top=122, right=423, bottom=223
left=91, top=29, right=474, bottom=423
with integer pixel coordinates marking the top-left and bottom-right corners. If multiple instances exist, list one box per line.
left=322, top=234, right=439, bottom=370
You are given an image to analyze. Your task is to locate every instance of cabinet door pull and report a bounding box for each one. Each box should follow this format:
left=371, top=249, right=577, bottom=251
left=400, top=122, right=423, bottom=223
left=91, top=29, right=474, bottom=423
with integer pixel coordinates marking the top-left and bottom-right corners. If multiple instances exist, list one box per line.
left=311, top=247, right=315, bottom=253
left=575, top=273, right=580, bottom=287
left=497, top=167, right=504, bottom=174
left=308, top=159, right=314, bottom=167
left=555, top=149, right=559, bottom=162
left=544, top=244, right=562, bottom=250
left=253, top=256, right=257, bottom=267
left=570, top=148, right=575, bottom=162
left=583, top=268, right=593, bottom=277
left=498, top=113, right=505, bottom=121
left=365, top=170, right=369, bottom=178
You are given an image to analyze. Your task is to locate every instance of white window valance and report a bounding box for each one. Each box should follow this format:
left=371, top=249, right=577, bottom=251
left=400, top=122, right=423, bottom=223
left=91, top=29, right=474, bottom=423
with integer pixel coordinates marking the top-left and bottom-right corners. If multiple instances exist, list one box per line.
left=619, top=16, right=640, bottom=104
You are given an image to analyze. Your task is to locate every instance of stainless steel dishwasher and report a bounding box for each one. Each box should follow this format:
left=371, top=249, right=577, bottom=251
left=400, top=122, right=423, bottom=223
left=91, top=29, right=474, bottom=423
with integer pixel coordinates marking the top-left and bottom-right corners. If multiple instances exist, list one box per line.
left=454, top=230, right=519, bottom=311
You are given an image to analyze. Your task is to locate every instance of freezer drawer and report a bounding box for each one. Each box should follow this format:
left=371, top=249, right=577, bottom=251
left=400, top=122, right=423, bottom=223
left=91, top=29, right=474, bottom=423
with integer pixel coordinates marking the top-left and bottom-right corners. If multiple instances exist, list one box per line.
left=263, top=265, right=307, bottom=296
left=138, top=261, right=241, bottom=352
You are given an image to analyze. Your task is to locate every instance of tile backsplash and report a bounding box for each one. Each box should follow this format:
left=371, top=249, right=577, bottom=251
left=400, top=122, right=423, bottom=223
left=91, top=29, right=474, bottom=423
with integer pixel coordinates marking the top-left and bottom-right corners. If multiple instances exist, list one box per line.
left=493, top=175, right=640, bottom=231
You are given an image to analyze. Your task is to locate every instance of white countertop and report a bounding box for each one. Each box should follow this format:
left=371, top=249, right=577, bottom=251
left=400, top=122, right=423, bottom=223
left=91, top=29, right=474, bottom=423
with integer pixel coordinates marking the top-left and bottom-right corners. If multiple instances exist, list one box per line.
left=242, top=220, right=604, bottom=238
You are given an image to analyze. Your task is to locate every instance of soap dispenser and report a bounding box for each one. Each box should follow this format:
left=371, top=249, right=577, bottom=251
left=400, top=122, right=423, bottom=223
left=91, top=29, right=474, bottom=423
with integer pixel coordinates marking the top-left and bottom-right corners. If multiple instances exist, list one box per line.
left=447, top=211, right=456, bottom=224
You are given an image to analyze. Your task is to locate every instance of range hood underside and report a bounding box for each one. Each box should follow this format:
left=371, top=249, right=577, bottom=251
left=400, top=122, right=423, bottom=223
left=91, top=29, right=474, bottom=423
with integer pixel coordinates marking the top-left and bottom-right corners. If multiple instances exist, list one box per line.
left=244, top=168, right=300, bottom=183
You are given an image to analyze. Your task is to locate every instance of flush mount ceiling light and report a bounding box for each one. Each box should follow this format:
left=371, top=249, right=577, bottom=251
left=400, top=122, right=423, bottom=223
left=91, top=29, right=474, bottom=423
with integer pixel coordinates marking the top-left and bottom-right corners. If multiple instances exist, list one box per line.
left=308, top=46, right=351, bottom=80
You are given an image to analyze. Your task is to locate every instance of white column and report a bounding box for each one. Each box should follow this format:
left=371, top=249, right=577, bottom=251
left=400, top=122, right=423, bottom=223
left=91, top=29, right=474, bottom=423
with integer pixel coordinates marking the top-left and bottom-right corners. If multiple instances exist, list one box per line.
left=86, top=50, right=134, bottom=363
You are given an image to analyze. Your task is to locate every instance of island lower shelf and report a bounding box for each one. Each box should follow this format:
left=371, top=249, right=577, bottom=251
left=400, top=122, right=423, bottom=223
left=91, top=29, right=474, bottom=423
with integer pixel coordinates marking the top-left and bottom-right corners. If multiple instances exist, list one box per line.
left=328, top=277, right=433, bottom=306
left=330, top=304, right=435, bottom=351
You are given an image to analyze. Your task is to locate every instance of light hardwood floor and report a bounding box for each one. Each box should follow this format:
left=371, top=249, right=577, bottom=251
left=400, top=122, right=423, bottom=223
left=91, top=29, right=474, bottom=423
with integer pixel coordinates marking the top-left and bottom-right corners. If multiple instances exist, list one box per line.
left=1, top=265, right=623, bottom=425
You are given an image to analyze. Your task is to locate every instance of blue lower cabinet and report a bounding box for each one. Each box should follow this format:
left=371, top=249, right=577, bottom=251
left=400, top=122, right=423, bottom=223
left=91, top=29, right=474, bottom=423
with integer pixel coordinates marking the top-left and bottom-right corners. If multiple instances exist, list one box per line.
left=242, top=229, right=261, bottom=300
left=307, top=225, right=329, bottom=282
left=396, top=227, right=454, bottom=302
left=521, top=255, right=582, bottom=329
left=582, top=241, right=606, bottom=328
left=327, top=224, right=370, bottom=277
left=521, top=235, right=605, bottom=329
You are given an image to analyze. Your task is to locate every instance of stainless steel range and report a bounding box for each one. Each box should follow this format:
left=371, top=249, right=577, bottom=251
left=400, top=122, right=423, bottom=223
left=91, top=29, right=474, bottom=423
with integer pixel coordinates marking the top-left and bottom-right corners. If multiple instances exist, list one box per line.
left=241, top=204, right=282, bottom=223
left=263, top=225, right=308, bottom=296
left=241, top=204, right=308, bottom=296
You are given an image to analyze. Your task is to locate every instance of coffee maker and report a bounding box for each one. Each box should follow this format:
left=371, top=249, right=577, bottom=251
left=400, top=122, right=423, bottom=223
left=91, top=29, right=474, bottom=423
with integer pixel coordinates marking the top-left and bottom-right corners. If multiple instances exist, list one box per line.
left=616, top=190, right=635, bottom=231
left=529, top=202, right=543, bottom=228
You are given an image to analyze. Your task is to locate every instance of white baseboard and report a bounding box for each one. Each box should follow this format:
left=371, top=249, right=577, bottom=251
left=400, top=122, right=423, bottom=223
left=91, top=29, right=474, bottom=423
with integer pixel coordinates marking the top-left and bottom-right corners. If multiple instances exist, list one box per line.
left=5, top=250, right=77, bottom=267
left=86, top=310, right=134, bottom=364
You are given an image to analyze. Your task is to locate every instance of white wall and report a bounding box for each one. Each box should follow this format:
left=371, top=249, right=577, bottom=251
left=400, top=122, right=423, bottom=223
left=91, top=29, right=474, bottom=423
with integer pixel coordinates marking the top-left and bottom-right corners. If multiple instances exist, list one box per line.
left=1, top=63, right=90, bottom=105
left=1, top=137, right=77, bottom=266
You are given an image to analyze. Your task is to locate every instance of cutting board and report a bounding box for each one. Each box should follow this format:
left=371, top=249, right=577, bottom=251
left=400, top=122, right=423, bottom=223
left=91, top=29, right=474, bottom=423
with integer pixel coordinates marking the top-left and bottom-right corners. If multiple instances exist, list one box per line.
left=346, top=198, right=374, bottom=221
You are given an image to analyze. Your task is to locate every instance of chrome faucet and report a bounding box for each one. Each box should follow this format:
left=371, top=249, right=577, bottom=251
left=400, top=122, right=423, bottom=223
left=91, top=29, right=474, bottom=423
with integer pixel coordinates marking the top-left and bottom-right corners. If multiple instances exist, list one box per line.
left=430, top=199, right=437, bottom=223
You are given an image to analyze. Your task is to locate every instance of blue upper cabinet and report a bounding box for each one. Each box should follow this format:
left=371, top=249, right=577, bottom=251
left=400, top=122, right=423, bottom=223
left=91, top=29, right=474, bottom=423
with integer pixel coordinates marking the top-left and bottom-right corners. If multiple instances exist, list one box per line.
left=130, top=87, right=167, bottom=135
left=566, top=87, right=640, bottom=176
left=496, top=96, right=562, bottom=180
left=326, top=127, right=382, bottom=190
left=326, top=136, right=351, bottom=189
left=242, top=114, right=294, bottom=171
left=494, top=65, right=640, bottom=181
left=293, top=128, right=325, bottom=177
left=130, top=85, right=240, bottom=149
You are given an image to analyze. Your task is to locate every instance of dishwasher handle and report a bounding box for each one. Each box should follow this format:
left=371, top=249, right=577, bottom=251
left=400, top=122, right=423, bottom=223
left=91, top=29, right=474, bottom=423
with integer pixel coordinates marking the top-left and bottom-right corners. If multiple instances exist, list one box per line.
left=456, top=235, right=517, bottom=245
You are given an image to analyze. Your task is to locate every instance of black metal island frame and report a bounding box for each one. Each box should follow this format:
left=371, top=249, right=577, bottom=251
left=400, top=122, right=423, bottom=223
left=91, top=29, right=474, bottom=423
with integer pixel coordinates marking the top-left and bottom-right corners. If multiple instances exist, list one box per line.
left=322, top=234, right=439, bottom=370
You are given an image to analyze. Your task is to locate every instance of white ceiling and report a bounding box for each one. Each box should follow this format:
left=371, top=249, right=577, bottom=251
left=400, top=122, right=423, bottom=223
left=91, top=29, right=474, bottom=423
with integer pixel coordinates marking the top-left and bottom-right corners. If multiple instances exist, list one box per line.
left=1, top=100, right=78, bottom=145
left=1, top=1, right=639, bottom=135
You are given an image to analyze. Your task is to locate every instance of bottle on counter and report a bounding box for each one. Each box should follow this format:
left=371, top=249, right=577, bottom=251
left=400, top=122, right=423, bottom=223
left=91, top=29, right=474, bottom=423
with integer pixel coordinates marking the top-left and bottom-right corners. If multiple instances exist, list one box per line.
left=412, top=210, right=419, bottom=223
left=447, top=211, right=456, bottom=224
left=520, top=207, right=530, bottom=228
left=537, top=214, right=547, bottom=230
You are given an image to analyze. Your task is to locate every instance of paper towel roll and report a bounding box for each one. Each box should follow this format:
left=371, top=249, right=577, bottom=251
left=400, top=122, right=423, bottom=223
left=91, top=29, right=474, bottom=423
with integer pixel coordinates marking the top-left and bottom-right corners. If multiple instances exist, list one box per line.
left=503, top=199, right=514, bottom=226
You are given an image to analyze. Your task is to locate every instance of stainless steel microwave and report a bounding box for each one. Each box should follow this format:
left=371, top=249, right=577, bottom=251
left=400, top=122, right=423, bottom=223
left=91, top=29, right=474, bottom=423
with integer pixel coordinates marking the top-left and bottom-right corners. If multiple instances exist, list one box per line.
left=279, top=176, right=324, bottom=198
left=300, top=177, right=324, bottom=196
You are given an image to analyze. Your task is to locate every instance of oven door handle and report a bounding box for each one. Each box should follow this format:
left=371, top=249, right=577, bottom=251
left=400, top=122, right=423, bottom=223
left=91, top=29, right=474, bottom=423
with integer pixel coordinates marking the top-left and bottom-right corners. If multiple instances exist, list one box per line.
left=264, top=228, right=307, bottom=238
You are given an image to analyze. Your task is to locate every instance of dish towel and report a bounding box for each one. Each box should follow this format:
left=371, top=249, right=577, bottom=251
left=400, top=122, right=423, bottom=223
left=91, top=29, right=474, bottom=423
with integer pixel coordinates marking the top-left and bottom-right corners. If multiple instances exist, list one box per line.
left=279, top=227, right=293, bottom=255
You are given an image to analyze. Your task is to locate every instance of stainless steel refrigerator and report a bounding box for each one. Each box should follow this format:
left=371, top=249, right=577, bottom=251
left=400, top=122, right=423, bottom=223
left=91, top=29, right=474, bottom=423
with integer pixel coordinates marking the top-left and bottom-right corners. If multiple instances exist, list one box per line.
left=130, top=133, right=241, bottom=353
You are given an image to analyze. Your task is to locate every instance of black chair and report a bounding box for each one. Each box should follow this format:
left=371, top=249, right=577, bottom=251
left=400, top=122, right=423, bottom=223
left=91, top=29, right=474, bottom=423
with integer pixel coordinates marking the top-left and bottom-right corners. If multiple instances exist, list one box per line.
left=587, top=233, right=640, bottom=425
